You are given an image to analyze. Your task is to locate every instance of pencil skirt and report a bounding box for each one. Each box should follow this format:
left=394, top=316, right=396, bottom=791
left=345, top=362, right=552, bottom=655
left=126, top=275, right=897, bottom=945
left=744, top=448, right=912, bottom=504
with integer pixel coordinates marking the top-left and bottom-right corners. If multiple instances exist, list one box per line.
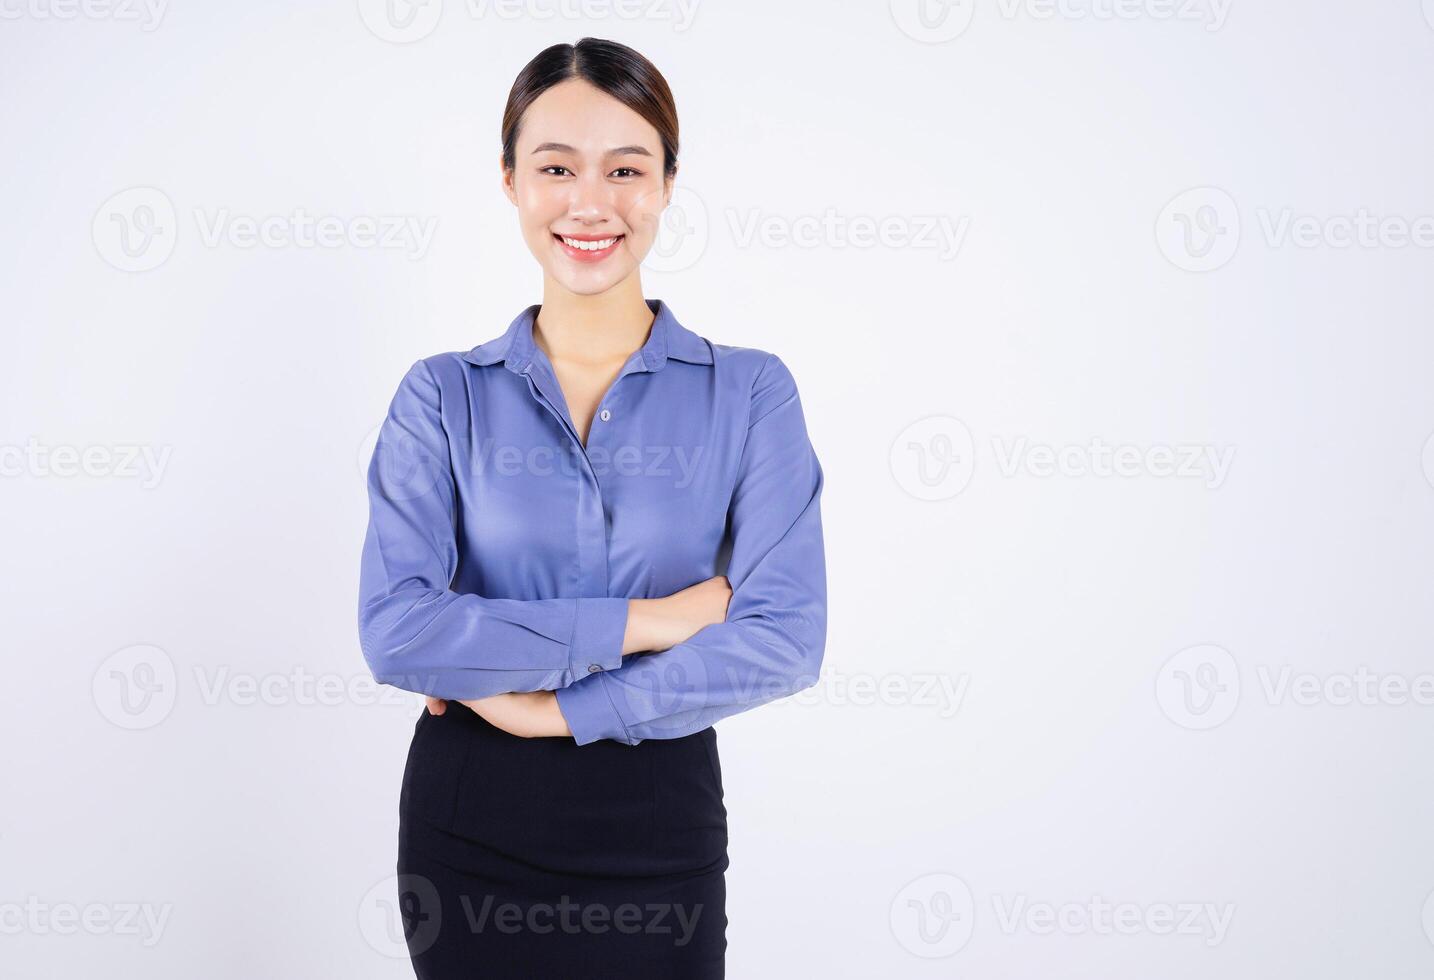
left=394, top=703, right=729, bottom=978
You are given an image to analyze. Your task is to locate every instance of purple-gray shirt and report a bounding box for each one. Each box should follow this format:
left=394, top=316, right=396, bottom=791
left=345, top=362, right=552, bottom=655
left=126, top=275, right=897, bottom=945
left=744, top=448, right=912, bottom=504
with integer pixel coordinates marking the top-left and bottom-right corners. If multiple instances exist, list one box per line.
left=358, top=299, right=826, bottom=745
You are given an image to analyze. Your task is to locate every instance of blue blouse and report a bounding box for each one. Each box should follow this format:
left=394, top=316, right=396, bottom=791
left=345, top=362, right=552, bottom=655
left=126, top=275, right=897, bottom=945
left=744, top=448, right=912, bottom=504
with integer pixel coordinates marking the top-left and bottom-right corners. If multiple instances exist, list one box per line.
left=357, top=299, right=827, bottom=746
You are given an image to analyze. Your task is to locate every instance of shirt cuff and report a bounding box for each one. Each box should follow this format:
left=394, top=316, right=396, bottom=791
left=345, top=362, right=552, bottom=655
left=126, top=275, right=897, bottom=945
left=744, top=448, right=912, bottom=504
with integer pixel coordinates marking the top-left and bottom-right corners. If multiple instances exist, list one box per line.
left=555, top=671, right=636, bottom=746
left=568, top=597, right=629, bottom=681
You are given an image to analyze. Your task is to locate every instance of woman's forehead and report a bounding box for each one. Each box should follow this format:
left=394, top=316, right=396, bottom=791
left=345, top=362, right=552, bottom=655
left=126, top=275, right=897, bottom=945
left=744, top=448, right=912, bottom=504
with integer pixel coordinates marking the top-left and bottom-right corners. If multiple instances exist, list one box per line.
left=519, top=80, right=659, bottom=150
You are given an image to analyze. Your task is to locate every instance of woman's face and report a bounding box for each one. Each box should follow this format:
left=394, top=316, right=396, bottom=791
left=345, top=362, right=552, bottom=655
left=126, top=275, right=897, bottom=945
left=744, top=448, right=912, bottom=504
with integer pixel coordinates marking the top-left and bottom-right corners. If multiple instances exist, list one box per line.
left=503, top=78, right=673, bottom=296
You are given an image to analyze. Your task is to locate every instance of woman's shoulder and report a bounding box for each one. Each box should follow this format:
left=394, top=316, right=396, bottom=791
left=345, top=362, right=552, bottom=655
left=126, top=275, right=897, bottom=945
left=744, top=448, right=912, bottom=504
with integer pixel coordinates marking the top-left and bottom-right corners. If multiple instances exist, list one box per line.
left=705, top=339, right=800, bottom=385
left=395, top=349, right=485, bottom=386
left=703, top=341, right=812, bottom=428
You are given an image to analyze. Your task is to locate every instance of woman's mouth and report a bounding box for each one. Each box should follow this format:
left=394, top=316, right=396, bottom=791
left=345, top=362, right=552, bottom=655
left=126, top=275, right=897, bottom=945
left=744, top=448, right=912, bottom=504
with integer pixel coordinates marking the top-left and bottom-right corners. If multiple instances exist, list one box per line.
left=554, top=232, right=625, bottom=263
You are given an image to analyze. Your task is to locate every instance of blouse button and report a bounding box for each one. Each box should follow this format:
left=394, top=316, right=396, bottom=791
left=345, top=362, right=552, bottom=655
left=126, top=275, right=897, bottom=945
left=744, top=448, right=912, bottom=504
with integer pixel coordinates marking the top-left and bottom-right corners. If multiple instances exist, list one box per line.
left=588, top=664, right=603, bottom=673
left=599, top=409, right=611, bottom=422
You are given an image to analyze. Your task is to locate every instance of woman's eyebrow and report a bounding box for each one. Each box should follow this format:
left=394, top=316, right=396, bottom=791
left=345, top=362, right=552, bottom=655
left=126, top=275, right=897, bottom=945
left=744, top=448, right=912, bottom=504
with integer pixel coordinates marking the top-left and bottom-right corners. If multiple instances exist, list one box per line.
left=605, top=144, right=653, bottom=158
left=530, top=142, right=653, bottom=157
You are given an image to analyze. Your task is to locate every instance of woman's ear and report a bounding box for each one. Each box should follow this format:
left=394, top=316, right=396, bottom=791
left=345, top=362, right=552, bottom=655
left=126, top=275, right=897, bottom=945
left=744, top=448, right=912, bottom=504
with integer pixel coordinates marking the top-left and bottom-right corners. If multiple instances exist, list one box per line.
left=501, top=156, right=517, bottom=206
left=662, top=165, right=678, bottom=207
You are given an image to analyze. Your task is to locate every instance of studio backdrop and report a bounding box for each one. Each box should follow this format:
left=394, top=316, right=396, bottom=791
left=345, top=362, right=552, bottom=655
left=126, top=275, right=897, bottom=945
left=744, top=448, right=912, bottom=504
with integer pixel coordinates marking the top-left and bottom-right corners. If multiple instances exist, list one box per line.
left=3, top=2, right=1433, bottom=978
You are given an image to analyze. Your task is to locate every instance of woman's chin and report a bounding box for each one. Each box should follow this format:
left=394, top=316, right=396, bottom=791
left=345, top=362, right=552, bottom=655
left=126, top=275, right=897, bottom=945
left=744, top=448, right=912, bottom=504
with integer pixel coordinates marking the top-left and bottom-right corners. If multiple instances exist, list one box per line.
left=546, top=259, right=635, bottom=295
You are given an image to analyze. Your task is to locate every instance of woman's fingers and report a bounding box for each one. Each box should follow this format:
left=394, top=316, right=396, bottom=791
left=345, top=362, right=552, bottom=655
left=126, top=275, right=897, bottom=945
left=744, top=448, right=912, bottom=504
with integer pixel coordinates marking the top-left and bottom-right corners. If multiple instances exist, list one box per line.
left=425, top=696, right=446, bottom=715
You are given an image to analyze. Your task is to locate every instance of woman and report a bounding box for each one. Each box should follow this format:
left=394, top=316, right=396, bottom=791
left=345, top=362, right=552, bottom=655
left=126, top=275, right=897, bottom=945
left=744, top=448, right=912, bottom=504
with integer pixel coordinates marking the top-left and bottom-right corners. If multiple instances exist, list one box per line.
left=357, top=37, right=827, bottom=978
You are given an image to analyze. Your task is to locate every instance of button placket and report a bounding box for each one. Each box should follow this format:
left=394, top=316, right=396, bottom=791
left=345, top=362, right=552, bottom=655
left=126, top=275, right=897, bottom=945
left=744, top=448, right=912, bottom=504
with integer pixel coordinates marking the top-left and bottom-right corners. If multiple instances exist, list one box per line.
left=523, top=346, right=647, bottom=605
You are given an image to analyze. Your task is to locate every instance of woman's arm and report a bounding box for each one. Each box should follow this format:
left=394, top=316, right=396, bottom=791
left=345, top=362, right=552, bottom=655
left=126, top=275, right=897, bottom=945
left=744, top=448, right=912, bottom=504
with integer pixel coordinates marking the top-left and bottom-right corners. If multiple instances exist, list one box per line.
left=427, top=577, right=734, bottom=733
left=552, top=354, right=828, bottom=745
left=358, top=359, right=635, bottom=700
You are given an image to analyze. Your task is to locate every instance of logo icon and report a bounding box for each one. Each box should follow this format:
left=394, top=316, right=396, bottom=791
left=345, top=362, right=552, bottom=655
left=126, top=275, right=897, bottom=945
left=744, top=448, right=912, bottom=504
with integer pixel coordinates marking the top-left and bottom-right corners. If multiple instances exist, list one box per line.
left=890, top=415, right=976, bottom=500
left=363, top=415, right=449, bottom=502
left=92, top=187, right=177, bottom=272
left=1156, top=643, right=1240, bottom=730
left=359, top=873, right=442, bottom=958
left=889, top=0, right=975, bottom=43
left=890, top=872, right=975, bottom=957
left=604, top=652, right=714, bottom=737
left=1156, top=187, right=1241, bottom=272
left=643, top=186, right=708, bottom=273
left=93, top=644, right=177, bottom=730
left=1422, top=887, right=1434, bottom=947
left=358, top=0, right=443, bottom=43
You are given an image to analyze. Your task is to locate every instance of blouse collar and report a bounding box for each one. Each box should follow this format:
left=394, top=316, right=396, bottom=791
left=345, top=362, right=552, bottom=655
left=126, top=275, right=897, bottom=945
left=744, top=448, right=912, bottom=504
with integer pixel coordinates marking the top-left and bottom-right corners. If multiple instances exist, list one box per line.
left=462, top=298, right=713, bottom=374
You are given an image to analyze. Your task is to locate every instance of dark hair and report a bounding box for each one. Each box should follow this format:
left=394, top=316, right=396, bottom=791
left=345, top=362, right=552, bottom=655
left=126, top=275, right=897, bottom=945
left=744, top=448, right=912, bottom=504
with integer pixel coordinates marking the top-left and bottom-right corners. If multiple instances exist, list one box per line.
left=501, top=37, right=679, bottom=179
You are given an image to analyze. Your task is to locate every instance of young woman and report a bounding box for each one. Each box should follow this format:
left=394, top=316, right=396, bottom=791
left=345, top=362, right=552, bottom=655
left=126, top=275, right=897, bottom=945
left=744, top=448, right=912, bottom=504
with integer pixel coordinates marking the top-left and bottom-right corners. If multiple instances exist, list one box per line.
left=357, top=37, right=827, bottom=978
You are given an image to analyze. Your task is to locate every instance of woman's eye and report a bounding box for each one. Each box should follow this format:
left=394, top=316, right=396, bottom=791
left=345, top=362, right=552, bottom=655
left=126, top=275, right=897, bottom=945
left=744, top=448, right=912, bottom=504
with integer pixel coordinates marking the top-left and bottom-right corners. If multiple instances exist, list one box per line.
left=540, top=165, right=571, bottom=177
left=611, top=167, right=642, bottom=178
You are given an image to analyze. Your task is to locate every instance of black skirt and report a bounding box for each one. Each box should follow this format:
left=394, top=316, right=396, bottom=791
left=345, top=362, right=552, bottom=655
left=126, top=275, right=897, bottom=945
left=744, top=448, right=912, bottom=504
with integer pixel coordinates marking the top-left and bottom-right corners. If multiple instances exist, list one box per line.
left=394, top=704, right=729, bottom=978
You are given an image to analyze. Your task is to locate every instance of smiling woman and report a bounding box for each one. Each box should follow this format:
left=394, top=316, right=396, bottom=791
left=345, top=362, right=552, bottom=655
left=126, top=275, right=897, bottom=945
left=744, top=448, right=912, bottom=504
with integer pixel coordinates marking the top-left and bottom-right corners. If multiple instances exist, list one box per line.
left=499, top=42, right=679, bottom=291
left=358, top=36, right=827, bottom=980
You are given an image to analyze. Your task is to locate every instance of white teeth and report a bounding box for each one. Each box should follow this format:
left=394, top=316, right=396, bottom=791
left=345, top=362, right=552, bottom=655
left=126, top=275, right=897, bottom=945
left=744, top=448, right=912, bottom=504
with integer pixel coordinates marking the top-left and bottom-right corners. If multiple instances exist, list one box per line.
left=561, top=235, right=619, bottom=251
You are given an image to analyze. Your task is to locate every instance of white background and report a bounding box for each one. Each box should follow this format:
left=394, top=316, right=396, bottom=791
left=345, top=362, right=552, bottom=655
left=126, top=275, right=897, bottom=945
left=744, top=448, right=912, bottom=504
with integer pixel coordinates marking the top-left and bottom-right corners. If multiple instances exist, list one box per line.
left=3, top=1, right=1434, bottom=977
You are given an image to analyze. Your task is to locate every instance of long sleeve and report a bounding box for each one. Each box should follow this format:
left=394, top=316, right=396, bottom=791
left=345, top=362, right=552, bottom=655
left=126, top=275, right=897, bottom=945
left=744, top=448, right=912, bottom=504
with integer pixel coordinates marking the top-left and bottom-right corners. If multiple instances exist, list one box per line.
left=357, top=359, right=630, bottom=700
left=554, top=354, right=827, bottom=745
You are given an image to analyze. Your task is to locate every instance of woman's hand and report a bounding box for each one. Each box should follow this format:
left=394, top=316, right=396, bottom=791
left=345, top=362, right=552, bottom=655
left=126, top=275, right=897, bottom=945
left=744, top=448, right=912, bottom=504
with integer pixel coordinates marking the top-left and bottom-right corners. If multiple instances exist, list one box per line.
left=424, top=691, right=572, bottom=738
left=626, top=575, right=732, bottom=653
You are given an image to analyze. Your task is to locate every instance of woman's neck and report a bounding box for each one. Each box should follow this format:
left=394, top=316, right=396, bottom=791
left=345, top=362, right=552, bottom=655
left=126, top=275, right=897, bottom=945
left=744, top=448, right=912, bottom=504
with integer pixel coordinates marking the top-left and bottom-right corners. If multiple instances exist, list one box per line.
left=534, top=278, right=654, bottom=367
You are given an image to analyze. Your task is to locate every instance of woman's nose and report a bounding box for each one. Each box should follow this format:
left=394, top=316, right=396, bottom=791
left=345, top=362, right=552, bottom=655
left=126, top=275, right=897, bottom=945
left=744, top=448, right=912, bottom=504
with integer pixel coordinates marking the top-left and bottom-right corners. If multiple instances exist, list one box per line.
left=566, top=174, right=614, bottom=220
